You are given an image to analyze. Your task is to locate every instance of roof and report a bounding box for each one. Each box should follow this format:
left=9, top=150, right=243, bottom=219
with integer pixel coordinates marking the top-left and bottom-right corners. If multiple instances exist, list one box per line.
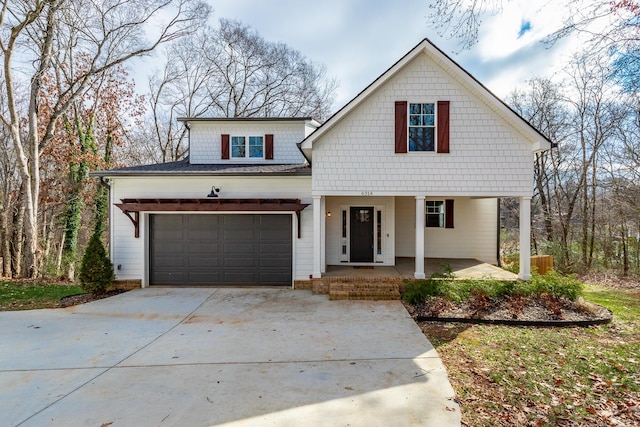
left=91, top=158, right=311, bottom=177
left=299, top=38, right=553, bottom=159
left=178, top=117, right=318, bottom=125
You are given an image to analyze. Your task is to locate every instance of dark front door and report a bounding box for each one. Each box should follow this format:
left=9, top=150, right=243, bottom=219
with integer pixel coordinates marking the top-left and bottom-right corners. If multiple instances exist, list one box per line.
left=350, top=207, right=374, bottom=262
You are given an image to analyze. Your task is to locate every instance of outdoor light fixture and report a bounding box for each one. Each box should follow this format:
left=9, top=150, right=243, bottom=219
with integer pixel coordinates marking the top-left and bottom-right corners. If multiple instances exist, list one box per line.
left=327, top=211, right=332, bottom=217
left=207, top=186, right=220, bottom=197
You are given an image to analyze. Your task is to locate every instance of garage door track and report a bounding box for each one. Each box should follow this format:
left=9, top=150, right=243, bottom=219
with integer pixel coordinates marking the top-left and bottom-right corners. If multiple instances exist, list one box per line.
left=0, top=288, right=460, bottom=426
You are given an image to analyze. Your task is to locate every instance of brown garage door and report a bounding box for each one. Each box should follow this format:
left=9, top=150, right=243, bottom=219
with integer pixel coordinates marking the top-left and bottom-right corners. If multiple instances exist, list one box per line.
left=149, top=214, right=292, bottom=286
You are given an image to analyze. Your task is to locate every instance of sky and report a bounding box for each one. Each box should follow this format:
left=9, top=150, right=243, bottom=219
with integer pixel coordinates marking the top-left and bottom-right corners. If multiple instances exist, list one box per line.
left=169, top=0, right=580, bottom=110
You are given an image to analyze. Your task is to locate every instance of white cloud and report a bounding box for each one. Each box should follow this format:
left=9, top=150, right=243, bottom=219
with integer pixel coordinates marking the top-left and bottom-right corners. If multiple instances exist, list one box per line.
left=133, top=0, right=586, bottom=109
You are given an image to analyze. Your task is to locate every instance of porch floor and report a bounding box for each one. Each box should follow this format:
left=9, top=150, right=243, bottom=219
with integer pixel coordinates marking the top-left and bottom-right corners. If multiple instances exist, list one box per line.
left=324, top=257, right=517, bottom=280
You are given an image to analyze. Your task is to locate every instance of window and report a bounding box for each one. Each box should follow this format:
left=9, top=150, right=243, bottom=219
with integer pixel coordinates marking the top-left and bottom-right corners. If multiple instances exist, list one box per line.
left=231, top=135, right=264, bottom=159
left=426, top=201, right=444, bottom=227
left=409, top=103, right=435, bottom=152
left=395, top=100, right=449, bottom=154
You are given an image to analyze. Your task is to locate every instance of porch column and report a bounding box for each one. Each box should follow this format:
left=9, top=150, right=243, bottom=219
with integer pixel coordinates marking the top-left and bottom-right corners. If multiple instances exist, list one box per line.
left=519, top=196, right=531, bottom=280
left=415, top=196, right=426, bottom=279
left=312, top=195, right=322, bottom=278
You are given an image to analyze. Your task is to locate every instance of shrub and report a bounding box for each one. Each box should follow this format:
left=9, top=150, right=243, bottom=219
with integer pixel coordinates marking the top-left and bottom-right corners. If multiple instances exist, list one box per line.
left=79, top=233, right=115, bottom=294
left=402, top=271, right=584, bottom=304
left=530, top=270, right=583, bottom=301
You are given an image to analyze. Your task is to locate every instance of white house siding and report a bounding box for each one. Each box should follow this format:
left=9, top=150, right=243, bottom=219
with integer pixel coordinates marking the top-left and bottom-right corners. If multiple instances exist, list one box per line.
left=189, top=121, right=307, bottom=164
left=324, top=196, right=396, bottom=266
left=311, top=52, right=534, bottom=197
left=395, top=196, right=498, bottom=264
left=109, top=175, right=313, bottom=286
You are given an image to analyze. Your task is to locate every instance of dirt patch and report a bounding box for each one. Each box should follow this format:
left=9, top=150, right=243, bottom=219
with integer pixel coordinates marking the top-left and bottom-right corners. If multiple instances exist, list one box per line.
left=579, top=273, right=640, bottom=290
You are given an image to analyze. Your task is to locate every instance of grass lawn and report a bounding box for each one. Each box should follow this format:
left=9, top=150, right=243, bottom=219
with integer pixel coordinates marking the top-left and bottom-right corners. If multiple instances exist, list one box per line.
left=0, top=280, right=83, bottom=311
left=419, top=284, right=640, bottom=426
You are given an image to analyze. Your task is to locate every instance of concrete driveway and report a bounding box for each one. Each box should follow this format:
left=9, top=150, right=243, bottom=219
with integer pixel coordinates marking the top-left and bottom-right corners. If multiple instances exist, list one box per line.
left=0, top=288, right=460, bottom=426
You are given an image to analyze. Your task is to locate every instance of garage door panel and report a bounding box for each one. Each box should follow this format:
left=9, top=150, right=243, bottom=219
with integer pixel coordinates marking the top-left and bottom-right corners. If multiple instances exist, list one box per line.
left=223, top=215, right=256, bottom=227
left=224, top=230, right=256, bottom=241
left=153, top=242, right=185, bottom=253
left=259, top=258, right=291, bottom=268
left=223, top=257, right=257, bottom=267
left=188, top=230, right=220, bottom=240
left=153, top=229, right=185, bottom=240
left=151, top=271, right=188, bottom=285
left=150, top=214, right=291, bottom=286
left=188, top=256, right=219, bottom=268
left=223, top=243, right=256, bottom=254
left=260, top=242, right=290, bottom=253
left=153, top=256, right=186, bottom=268
left=260, top=230, right=291, bottom=240
left=259, top=272, right=292, bottom=284
left=189, top=242, right=219, bottom=253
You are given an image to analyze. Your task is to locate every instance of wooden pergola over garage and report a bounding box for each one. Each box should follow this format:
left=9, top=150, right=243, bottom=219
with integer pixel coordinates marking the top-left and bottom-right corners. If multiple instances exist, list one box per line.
left=115, top=198, right=310, bottom=238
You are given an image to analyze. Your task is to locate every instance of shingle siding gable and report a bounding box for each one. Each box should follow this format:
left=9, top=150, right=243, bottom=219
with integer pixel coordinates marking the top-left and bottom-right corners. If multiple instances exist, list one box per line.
left=312, top=53, right=534, bottom=196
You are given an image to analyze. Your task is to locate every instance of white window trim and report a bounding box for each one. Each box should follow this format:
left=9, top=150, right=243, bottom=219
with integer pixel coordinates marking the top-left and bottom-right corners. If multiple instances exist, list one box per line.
left=408, top=102, right=438, bottom=153
left=425, top=200, right=445, bottom=228
left=230, top=135, right=265, bottom=160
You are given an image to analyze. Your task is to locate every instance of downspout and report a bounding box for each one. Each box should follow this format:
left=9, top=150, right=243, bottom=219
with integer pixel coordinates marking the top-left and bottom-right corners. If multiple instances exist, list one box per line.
left=496, top=197, right=501, bottom=267
left=99, top=176, right=111, bottom=190
left=184, top=121, right=191, bottom=160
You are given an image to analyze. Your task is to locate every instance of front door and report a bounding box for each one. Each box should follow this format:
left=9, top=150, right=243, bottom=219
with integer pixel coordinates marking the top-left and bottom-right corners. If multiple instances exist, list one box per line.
left=350, top=207, right=374, bottom=262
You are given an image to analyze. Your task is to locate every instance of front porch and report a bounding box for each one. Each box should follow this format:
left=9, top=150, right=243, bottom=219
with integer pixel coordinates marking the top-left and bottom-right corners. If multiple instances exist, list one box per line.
left=312, top=195, right=533, bottom=282
left=324, top=257, right=517, bottom=281
left=302, top=258, right=517, bottom=301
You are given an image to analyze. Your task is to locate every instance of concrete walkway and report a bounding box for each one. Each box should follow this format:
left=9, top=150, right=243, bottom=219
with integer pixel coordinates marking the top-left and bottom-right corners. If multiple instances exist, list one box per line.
left=0, top=288, right=460, bottom=427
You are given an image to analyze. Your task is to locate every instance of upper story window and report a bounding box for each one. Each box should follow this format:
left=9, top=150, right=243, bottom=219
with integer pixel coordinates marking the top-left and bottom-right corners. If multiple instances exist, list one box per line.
left=231, top=136, right=264, bottom=159
left=409, top=103, right=435, bottom=152
left=395, top=100, right=449, bottom=154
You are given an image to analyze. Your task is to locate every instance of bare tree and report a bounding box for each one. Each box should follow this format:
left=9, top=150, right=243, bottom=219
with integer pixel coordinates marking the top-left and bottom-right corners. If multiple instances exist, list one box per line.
left=509, top=78, right=569, bottom=246
left=0, top=0, right=209, bottom=277
left=428, top=0, right=639, bottom=53
left=143, top=19, right=337, bottom=161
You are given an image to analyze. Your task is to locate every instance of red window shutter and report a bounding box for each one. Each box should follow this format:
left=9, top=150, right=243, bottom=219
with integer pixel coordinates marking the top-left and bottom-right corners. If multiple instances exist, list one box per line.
left=445, top=199, right=454, bottom=228
left=437, top=101, right=450, bottom=153
left=265, top=134, right=274, bottom=160
left=395, top=101, right=408, bottom=153
left=221, top=134, right=230, bottom=159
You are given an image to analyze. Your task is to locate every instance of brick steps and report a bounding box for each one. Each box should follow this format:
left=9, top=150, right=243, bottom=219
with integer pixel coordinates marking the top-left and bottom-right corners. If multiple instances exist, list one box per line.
left=303, top=277, right=402, bottom=300
left=329, top=282, right=401, bottom=300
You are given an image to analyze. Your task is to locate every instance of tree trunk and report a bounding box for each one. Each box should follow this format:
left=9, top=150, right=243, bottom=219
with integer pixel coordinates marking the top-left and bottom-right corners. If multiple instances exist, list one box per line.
left=12, top=187, right=26, bottom=278
left=621, top=224, right=629, bottom=276
left=1, top=205, right=11, bottom=278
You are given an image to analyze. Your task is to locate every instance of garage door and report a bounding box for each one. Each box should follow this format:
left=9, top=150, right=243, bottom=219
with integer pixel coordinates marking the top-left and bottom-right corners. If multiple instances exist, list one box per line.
left=149, top=214, right=292, bottom=286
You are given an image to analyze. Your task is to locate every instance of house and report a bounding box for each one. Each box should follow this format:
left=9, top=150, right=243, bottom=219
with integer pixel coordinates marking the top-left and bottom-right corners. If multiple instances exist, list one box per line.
left=94, top=39, right=552, bottom=288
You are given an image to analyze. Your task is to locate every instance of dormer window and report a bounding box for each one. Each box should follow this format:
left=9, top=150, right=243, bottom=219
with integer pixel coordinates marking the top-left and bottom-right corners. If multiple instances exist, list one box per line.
left=231, top=136, right=264, bottom=159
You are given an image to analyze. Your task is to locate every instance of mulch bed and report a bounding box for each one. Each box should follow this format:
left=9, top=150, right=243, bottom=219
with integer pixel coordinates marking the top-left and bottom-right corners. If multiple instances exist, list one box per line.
left=404, top=295, right=612, bottom=326
left=59, top=289, right=128, bottom=308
